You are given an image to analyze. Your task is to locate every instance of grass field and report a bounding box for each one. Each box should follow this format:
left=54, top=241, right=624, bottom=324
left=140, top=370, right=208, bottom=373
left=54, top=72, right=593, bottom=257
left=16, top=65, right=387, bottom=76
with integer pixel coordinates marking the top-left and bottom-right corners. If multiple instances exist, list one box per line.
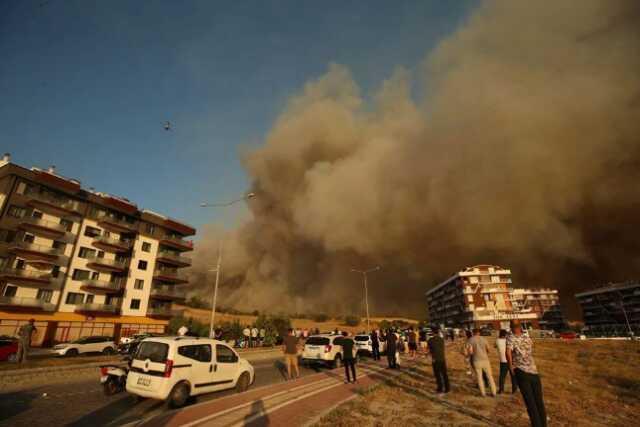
left=314, top=339, right=640, bottom=427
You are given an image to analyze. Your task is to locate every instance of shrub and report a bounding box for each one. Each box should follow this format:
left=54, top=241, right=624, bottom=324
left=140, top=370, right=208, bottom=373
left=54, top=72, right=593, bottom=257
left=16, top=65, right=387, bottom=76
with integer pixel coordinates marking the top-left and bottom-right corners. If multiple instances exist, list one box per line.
left=344, top=315, right=361, bottom=327
left=379, top=319, right=391, bottom=331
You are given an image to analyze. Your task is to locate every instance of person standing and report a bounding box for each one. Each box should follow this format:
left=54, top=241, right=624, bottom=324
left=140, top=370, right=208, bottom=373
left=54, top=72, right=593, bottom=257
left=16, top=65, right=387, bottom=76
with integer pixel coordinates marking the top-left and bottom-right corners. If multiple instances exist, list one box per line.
left=427, top=326, right=450, bottom=394
left=251, top=326, right=259, bottom=347
left=340, top=332, right=357, bottom=383
left=282, top=328, right=300, bottom=380
left=468, top=328, right=497, bottom=397
left=385, top=329, right=397, bottom=368
left=507, top=320, right=547, bottom=427
left=243, top=326, right=251, bottom=348
left=17, top=319, right=37, bottom=364
left=407, top=327, right=418, bottom=359
left=496, top=329, right=517, bottom=394
left=177, top=325, right=189, bottom=336
left=371, top=329, right=380, bottom=361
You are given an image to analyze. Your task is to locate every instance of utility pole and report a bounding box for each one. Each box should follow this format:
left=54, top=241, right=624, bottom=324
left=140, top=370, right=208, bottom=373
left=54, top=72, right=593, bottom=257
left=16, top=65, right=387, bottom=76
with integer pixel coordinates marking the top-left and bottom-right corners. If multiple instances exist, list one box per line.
left=350, top=266, right=381, bottom=333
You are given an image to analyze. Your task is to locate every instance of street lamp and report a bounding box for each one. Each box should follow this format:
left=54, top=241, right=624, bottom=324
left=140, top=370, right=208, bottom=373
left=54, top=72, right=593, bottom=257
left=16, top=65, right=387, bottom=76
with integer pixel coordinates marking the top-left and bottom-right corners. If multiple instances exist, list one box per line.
left=350, top=266, right=380, bottom=333
left=200, top=192, right=256, bottom=338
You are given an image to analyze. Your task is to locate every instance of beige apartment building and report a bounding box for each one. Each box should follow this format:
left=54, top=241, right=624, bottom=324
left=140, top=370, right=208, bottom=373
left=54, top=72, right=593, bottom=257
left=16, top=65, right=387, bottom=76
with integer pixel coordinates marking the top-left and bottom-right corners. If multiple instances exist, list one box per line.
left=0, top=154, right=195, bottom=346
left=426, top=265, right=540, bottom=330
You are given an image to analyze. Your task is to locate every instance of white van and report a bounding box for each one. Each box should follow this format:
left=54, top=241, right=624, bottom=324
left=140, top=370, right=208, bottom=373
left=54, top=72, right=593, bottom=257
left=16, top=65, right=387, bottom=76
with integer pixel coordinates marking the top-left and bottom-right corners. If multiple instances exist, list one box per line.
left=126, top=336, right=255, bottom=408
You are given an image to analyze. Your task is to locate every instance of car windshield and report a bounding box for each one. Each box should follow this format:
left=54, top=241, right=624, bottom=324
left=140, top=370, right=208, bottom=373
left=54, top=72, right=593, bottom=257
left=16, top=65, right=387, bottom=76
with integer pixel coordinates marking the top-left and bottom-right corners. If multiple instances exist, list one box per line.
left=354, top=336, right=369, bottom=341
left=305, top=337, right=330, bottom=345
left=134, top=341, right=169, bottom=363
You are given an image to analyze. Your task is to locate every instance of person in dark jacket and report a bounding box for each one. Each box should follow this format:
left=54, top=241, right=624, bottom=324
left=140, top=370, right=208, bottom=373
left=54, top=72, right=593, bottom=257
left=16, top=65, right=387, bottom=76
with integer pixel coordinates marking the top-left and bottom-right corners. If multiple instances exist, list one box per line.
left=386, top=329, right=397, bottom=368
left=371, top=329, right=380, bottom=361
left=340, top=332, right=357, bottom=383
left=427, top=326, right=450, bottom=393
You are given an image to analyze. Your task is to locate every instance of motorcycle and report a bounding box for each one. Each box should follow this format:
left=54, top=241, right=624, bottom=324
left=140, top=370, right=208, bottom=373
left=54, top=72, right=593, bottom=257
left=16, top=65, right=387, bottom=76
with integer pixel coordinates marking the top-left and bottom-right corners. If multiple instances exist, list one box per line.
left=100, top=362, right=129, bottom=396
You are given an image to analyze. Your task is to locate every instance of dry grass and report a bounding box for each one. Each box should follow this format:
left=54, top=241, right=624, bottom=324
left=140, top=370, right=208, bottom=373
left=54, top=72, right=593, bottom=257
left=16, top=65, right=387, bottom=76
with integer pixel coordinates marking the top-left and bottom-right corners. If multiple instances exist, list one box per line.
left=315, top=339, right=640, bottom=427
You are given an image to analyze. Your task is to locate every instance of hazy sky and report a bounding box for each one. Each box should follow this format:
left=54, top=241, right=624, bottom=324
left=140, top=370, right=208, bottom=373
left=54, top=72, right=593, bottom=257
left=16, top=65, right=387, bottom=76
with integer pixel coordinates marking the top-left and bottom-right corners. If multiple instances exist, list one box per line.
left=1, top=0, right=475, bottom=231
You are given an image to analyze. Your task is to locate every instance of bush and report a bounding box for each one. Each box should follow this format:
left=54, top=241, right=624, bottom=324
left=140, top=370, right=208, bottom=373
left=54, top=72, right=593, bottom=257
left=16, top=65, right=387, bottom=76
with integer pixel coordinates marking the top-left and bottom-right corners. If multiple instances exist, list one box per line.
left=312, top=313, right=329, bottom=322
left=169, top=316, right=209, bottom=337
left=344, top=315, right=361, bottom=327
left=379, top=319, right=391, bottom=331
left=255, top=315, right=279, bottom=346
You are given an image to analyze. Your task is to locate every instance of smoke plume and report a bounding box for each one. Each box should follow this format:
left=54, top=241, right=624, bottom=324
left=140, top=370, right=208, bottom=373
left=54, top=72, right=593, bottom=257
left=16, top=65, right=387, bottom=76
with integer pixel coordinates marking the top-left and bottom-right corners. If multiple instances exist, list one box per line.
left=191, top=0, right=640, bottom=319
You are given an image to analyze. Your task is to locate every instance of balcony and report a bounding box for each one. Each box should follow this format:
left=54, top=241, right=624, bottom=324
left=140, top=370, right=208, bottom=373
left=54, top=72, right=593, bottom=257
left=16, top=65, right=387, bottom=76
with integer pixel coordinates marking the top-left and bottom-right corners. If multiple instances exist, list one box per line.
left=95, top=214, right=138, bottom=234
left=150, top=286, right=187, bottom=301
left=18, top=217, right=73, bottom=238
left=9, top=241, right=67, bottom=261
left=147, top=306, right=182, bottom=318
left=0, top=268, right=64, bottom=288
left=75, top=303, right=120, bottom=314
left=80, top=279, right=124, bottom=293
left=0, top=296, right=55, bottom=311
left=153, top=269, right=189, bottom=284
left=25, top=191, right=83, bottom=216
left=159, top=236, right=194, bottom=252
left=86, top=256, right=129, bottom=272
left=156, top=251, right=192, bottom=267
left=92, top=235, right=133, bottom=252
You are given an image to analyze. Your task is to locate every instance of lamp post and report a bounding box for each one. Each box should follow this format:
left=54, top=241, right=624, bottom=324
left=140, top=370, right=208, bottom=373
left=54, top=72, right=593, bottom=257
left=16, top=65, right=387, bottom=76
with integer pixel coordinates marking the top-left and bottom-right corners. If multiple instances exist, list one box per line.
left=350, top=266, right=380, bottom=333
left=201, top=192, right=256, bottom=338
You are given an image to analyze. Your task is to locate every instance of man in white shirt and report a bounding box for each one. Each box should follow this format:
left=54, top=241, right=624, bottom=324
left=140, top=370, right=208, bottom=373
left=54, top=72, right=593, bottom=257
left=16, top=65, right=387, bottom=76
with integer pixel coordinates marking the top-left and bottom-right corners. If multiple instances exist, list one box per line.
left=496, top=329, right=518, bottom=393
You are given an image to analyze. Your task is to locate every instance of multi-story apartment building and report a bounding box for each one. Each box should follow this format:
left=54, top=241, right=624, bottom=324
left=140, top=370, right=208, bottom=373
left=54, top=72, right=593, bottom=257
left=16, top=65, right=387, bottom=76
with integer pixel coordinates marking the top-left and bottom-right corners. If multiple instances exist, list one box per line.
left=510, top=288, right=566, bottom=331
left=0, top=154, right=195, bottom=346
left=575, top=281, right=640, bottom=337
left=425, top=265, right=539, bottom=330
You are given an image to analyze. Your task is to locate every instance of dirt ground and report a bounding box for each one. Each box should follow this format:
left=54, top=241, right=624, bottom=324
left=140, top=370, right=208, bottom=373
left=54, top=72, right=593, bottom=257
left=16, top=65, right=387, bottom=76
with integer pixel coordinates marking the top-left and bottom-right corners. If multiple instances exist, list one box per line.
left=314, top=339, right=640, bottom=427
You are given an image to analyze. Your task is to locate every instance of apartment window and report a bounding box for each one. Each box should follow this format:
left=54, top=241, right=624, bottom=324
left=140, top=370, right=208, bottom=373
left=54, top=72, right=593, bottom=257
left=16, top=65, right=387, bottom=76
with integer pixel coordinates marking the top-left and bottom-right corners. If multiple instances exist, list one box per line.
left=104, top=230, right=111, bottom=238
left=134, top=279, right=144, bottom=290
left=37, top=289, right=53, bottom=303
left=52, top=241, right=66, bottom=251
left=146, top=223, right=156, bottom=234
left=7, top=205, right=27, bottom=218
left=97, top=250, right=105, bottom=258
left=138, top=260, right=148, bottom=271
left=23, top=234, right=35, bottom=243
left=141, top=242, right=151, bottom=253
left=65, top=292, right=84, bottom=305
left=15, top=259, right=25, bottom=270
left=3, top=285, right=17, bottom=297
left=72, top=269, right=90, bottom=281
left=91, top=271, right=100, bottom=280
left=60, top=218, right=73, bottom=232
left=130, top=299, right=141, bottom=310
left=51, top=265, right=60, bottom=278
left=86, top=294, right=94, bottom=304
left=31, top=210, right=43, bottom=219
left=78, top=247, right=96, bottom=259
left=0, top=229, right=16, bottom=243
left=84, top=226, right=101, bottom=237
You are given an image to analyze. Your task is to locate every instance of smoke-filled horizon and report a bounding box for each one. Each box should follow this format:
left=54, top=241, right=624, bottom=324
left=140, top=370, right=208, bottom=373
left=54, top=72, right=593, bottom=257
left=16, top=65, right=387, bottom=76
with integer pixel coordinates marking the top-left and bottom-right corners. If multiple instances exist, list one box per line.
left=190, top=0, right=640, bottom=320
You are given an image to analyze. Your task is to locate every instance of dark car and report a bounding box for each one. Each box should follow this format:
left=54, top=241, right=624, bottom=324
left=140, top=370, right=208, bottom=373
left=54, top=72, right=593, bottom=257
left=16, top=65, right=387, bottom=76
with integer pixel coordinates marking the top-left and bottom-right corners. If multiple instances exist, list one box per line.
left=0, top=337, right=19, bottom=362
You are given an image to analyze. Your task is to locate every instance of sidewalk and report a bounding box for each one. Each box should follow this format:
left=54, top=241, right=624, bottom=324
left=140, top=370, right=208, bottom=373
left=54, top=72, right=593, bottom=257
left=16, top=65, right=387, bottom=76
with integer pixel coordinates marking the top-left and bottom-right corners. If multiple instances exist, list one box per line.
left=138, top=360, right=405, bottom=427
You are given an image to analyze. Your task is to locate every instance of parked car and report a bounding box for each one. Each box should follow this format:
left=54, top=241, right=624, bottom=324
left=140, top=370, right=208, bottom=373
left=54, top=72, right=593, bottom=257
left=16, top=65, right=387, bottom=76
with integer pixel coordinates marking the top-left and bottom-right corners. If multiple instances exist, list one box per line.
left=354, top=334, right=373, bottom=355
left=126, top=337, right=254, bottom=408
left=53, top=336, right=116, bottom=356
left=0, top=336, right=19, bottom=362
left=301, top=334, right=344, bottom=368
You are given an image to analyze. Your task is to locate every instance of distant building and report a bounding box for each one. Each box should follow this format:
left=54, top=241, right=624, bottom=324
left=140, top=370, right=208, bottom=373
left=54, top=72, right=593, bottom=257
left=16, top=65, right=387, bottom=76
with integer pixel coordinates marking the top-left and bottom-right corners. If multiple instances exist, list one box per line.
left=575, top=282, right=640, bottom=337
left=0, top=154, right=195, bottom=346
left=425, top=265, right=539, bottom=330
left=510, top=288, right=566, bottom=331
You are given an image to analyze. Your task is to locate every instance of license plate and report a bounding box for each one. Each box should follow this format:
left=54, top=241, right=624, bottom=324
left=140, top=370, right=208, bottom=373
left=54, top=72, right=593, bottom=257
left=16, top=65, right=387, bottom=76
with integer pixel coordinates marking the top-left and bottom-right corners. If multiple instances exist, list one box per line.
left=136, top=376, right=151, bottom=387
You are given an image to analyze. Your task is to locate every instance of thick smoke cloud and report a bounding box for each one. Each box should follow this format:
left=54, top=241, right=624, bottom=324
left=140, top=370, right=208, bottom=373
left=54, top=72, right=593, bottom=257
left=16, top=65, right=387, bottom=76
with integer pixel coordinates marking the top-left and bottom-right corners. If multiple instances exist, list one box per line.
left=191, top=0, right=640, bottom=319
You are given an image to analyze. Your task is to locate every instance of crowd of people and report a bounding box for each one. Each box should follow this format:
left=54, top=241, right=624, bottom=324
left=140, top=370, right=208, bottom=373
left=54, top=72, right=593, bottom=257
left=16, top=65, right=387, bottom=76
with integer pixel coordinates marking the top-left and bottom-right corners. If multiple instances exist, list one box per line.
left=281, top=319, right=547, bottom=427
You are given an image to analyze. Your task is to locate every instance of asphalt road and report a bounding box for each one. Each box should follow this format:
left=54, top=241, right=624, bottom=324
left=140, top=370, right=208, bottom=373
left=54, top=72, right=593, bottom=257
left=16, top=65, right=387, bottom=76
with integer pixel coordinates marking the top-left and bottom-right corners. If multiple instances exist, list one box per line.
left=0, top=356, right=328, bottom=427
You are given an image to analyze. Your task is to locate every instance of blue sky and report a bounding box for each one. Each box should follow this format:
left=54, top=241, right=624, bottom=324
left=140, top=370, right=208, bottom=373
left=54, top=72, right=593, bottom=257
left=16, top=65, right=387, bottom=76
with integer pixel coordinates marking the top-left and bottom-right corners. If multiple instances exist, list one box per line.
left=0, top=0, right=475, bottom=233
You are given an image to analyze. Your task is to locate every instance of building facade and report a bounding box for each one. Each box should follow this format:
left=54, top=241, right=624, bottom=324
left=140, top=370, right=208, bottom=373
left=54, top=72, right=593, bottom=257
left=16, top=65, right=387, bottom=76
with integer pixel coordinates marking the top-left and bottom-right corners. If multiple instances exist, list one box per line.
left=426, top=265, right=541, bottom=330
left=510, top=288, right=566, bottom=331
left=0, top=155, right=195, bottom=346
left=575, top=282, right=640, bottom=337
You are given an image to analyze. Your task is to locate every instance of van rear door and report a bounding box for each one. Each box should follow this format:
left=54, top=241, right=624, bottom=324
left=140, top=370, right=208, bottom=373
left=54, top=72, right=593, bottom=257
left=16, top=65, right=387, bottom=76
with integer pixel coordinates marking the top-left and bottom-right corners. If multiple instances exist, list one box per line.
left=129, top=341, right=169, bottom=393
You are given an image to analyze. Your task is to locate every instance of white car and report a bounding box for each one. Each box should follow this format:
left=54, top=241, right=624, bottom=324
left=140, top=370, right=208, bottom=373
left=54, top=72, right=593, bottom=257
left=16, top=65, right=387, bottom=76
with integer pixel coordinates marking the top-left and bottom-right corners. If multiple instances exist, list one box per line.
left=301, top=334, right=344, bottom=368
left=126, top=336, right=255, bottom=408
left=53, top=336, right=116, bottom=356
left=354, top=334, right=374, bottom=355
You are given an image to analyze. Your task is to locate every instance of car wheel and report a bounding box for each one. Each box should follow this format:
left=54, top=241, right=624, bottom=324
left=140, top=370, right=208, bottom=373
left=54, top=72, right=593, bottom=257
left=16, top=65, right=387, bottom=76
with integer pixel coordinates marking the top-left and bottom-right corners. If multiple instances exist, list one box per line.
left=102, top=347, right=115, bottom=355
left=7, top=353, right=17, bottom=363
left=168, top=382, right=190, bottom=408
left=236, top=372, right=250, bottom=393
left=66, top=349, right=79, bottom=357
left=333, top=355, right=342, bottom=369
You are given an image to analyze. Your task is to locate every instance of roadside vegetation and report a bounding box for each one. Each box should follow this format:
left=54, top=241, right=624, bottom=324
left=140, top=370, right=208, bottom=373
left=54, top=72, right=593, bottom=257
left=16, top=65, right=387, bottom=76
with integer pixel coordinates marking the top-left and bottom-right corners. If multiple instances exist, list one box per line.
left=315, top=339, right=640, bottom=427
